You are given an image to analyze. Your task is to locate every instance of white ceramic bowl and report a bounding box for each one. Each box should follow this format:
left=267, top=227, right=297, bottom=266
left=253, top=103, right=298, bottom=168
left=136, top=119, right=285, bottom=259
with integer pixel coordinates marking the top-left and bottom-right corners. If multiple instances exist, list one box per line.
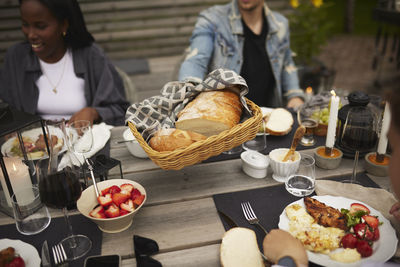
left=269, top=148, right=301, bottom=182
left=241, top=150, right=269, bottom=178
left=77, top=179, right=146, bottom=233
left=123, top=128, right=148, bottom=158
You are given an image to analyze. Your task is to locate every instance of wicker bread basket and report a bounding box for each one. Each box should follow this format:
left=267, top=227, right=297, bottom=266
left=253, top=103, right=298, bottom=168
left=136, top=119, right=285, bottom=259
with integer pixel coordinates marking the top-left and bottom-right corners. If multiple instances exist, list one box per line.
left=128, top=98, right=262, bottom=170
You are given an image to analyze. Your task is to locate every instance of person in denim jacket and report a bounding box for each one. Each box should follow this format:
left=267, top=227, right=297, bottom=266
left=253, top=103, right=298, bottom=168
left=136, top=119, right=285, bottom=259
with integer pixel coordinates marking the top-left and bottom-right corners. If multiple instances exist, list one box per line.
left=178, top=0, right=304, bottom=109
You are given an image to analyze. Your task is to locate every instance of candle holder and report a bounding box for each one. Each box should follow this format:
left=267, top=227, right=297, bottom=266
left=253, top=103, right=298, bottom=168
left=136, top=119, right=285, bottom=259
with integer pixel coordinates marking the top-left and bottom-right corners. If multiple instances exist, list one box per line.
left=364, top=152, right=390, bottom=177
left=0, top=106, right=50, bottom=217
left=314, top=146, right=343, bottom=169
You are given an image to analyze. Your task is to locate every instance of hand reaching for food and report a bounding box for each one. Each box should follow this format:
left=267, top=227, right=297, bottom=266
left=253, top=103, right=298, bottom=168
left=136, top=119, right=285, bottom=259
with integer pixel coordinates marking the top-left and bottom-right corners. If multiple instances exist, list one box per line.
left=68, top=107, right=100, bottom=126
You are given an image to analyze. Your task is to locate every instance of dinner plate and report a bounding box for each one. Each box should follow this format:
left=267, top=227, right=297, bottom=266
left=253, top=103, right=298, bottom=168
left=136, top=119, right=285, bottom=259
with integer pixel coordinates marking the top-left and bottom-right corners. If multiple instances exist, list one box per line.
left=1, top=126, right=66, bottom=160
left=278, top=195, right=398, bottom=267
left=0, top=239, right=41, bottom=267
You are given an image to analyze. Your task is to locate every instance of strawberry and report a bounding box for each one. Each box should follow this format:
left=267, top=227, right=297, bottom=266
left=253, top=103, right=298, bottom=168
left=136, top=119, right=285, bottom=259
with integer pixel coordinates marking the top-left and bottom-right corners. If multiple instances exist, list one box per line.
left=105, top=204, right=120, bottom=218
left=6, top=256, right=25, bottom=267
left=120, top=183, right=134, bottom=194
left=362, top=215, right=379, bottom=229
left=101, top=187, right=111, bottom=196
left=121, top=199, right=135, bottom=212
left=97, top=193, right=112, bottom=207
left=131, top=188, right=142, bottom=200
left=119, top=209, right=129, bottom=216
left=356, top=240, right=373, bottom=257
left=133, top=194, right=145, bottom=206
left=350, top=203, right=370, bottom=215
left=112, top=192, right=130, bottom=206
left=108, top=185, right=121, bottom=194
left=353, top=223, right=374, bottom=241
left=372, top=227, right=380, bottom=241
left=341, top=233, right=358, bottom=249
left=89, top=205, right=106, bottom=218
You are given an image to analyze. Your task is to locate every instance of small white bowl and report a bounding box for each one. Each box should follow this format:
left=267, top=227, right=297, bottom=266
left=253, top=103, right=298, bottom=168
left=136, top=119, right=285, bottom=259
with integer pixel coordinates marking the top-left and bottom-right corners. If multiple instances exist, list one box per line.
left=123, top=128, right=148, bottom=158
left=269, top=148, right=301, bottom=182
left=241, top=150, right=269, bottom=178
left=77, top=179, right=146, bottom=233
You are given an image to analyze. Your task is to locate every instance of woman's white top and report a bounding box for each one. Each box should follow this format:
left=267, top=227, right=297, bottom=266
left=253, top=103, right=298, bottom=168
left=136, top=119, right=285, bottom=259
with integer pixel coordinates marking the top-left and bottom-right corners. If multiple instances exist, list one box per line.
left=36, top=49, right=86, bottom=121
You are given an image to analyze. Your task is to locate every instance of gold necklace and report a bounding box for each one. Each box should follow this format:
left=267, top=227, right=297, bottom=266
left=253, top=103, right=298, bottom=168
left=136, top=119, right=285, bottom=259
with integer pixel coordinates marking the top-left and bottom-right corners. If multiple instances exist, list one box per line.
left=42, top=54, right=67, bottom=94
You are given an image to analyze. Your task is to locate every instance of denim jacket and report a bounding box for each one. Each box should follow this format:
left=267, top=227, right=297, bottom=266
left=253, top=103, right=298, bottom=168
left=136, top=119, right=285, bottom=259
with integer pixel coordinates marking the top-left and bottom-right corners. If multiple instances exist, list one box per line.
left=178, top=0, right=304, bottom=107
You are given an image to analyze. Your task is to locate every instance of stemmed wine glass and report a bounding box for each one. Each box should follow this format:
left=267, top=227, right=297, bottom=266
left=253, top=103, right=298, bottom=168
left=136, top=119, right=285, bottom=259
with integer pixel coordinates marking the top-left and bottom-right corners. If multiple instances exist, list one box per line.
left=37, top=120, right=92, bottom=260
left=341, top=107, right=378, bottom=183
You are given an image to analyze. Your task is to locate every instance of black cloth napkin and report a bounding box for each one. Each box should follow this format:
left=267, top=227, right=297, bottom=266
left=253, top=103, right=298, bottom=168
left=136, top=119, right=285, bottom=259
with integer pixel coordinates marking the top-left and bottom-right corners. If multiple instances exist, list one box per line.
left=204, top=110, right=325, bottom=163
left=0, top=214, right=102, bottom=267
left=212, top=173, right=380, bottom=267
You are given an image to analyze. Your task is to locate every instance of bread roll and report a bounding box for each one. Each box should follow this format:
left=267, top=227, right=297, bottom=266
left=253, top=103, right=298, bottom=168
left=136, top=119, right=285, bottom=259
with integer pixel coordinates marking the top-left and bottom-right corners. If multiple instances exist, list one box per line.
left=149, top=128, right=207, bottom=152
left=175, top=89, right=242, bottom=137
left=265, top=108, right=293, bottom=136
left=220, top=227, right=265, bottom=267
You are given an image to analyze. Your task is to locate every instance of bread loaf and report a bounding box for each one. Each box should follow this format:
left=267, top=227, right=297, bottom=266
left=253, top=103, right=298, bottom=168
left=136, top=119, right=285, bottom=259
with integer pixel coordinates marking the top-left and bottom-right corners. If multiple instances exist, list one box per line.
left=220, top=227, right=265, bottom=267
left=149, top=128, right=207, bottom=152
left=265, top=108, right=293, bottom=136
left=175, top=89, right=242, bottom=137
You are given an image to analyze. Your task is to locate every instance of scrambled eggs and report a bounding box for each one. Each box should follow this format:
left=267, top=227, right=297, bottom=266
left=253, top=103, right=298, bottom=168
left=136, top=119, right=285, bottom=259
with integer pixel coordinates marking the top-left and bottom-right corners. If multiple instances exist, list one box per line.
left=286, top=204, right=345, bottom=254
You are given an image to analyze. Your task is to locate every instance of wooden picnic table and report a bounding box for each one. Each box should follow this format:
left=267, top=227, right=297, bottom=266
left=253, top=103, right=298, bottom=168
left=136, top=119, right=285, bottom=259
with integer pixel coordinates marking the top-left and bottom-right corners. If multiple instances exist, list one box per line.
left=0, top=126, right=393, bottom=266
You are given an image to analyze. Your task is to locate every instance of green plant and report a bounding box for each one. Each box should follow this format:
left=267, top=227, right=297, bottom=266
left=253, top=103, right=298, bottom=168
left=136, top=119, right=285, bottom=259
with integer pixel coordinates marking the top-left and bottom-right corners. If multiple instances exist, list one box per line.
left=288, top=0, right=334, bottom=65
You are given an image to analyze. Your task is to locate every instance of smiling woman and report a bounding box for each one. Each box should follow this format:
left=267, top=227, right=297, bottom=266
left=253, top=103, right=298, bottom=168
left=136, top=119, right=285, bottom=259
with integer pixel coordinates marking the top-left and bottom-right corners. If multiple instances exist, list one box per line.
left=0, top=0, right=129, bottom=126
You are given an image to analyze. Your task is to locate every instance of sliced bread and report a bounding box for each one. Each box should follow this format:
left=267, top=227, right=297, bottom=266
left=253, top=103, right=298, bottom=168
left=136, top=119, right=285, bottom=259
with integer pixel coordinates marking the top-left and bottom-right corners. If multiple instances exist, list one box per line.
left=220, top=227, right=265, bottom=267
left=265, top=108, right=293, bottom=136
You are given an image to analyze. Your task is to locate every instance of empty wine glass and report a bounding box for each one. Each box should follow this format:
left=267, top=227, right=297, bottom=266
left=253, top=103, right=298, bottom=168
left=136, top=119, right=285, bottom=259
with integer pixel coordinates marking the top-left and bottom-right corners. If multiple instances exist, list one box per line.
left=68, top=120, right=93, bottom=159
left=37, top=120, right=91, bottom=260
left=341, top=107, right=378, bottom=183
left=297, top=105, right=320, bottom=146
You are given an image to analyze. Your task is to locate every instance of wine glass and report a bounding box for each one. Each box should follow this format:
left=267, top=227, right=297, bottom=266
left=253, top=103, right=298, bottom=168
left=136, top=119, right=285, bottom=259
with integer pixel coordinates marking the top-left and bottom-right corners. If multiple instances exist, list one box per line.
left=341, top=107, right=378, bottom=183
left=37, top=120, right=92, bottom=260
left=297, top=105, right=320, bottom=146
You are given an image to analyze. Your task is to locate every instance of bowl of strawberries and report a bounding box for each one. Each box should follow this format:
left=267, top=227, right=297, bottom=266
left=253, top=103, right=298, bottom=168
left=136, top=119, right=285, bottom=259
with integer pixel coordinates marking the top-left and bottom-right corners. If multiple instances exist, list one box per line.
left=77, top=179, right=146, bottom=233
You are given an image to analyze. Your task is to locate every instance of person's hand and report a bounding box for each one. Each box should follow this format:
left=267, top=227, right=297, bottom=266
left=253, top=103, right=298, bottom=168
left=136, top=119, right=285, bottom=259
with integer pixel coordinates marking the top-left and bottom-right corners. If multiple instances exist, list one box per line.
left=390, top=202, right=400, bottom=222
left=263, top=229, right=308, bottom=267
left=286, top=97, right=304, bottom=109
left=68, top=107, right=100, bottom=126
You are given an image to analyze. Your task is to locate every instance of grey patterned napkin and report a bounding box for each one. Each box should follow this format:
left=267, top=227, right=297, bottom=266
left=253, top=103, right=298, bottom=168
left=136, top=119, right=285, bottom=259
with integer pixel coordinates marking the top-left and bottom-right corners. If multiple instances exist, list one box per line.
left=125, top=69, right=250, bottom=140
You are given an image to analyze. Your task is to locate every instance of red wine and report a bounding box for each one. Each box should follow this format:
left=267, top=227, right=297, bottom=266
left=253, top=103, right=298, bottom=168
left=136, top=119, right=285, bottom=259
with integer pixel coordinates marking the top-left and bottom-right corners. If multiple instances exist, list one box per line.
left=39, top=168, right=82, bottom=209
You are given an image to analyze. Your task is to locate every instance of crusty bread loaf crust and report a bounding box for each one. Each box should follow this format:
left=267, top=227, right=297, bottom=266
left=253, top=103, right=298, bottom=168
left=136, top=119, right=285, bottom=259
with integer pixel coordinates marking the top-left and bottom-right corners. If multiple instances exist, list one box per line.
left=149, top=128, right=207, bottom=152
left=220, top=227, right=265, bottom=267
left=175, top=89, right=242, bottom=137
left=265, top=108, right=293, bottom=136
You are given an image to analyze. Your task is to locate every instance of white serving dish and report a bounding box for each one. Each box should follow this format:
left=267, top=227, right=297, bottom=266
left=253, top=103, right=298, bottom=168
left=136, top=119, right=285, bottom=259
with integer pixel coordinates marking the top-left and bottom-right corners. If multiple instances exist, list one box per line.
left=241, top=150, right=269, bottom=179
left=123, top=128, right=148, bottom=158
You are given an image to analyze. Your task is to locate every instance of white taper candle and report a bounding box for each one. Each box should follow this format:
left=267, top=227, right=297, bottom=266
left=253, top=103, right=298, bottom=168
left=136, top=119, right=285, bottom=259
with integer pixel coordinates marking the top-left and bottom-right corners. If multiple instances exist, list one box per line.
left=325, top=90, right=340, bottom=148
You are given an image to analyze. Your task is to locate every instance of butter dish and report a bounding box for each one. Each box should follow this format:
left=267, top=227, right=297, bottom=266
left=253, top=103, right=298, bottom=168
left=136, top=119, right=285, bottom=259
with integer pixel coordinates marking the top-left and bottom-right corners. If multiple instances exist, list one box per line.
left=241, top=150, right=269, bottom=179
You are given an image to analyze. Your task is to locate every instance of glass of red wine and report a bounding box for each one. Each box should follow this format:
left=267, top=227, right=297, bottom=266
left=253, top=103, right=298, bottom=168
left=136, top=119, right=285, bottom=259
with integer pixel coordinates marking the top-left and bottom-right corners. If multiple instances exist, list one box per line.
left=340, top=107, right=378, bottom=183
left=37, top=120, right=91, bottom=260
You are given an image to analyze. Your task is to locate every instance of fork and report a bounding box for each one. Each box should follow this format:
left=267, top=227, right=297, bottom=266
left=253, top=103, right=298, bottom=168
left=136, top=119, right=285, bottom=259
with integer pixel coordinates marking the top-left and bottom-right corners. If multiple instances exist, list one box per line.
left=52, top=243, right=67, bottom=266
left=241, top=201, right=268, bottom=235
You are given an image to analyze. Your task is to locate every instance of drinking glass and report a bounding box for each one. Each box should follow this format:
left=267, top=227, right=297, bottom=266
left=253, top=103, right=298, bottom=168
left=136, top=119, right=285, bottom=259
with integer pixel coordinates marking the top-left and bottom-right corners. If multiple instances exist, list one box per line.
left=37, top=120, right=92, bottom=260
left=242, top=120, right=267, bottom=152
left=68, top=120, right=93, bottom=186
left=297, top=105, right=320, bottom=146
left=341, top=107, right=378, bottom=184
left=285, top=154, right=315, bottom=197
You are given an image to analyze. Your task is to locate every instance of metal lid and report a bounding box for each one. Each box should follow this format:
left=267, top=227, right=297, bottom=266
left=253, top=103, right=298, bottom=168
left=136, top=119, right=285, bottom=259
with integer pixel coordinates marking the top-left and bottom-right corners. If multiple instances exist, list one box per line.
left=240, top=151, right=269, bottom=169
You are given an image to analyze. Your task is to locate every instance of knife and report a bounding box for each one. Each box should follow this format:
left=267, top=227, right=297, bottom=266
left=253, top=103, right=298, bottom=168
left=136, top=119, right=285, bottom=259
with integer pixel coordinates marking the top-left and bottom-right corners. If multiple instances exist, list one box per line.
left=217, top=210, right=238, bottom=230
left=41, top=240, right=51, bottom=267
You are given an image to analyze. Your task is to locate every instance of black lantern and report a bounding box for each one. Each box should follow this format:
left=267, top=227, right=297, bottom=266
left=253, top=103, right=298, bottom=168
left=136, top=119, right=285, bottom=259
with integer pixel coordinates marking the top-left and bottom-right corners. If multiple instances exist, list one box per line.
left=336, top=92, right=379, bottom=158
left=0, top=104, right=50, bottom=217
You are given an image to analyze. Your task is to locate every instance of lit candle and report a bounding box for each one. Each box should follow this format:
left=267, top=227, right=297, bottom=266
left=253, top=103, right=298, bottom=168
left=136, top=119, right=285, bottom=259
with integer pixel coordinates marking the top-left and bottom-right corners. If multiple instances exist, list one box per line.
left=325, top=90, right=340, bottom=149
left=377, top=102, right=391, bottom=155
left=305, top=87, right=313, bottom=103
left=0, top=157, right=34, bottom=206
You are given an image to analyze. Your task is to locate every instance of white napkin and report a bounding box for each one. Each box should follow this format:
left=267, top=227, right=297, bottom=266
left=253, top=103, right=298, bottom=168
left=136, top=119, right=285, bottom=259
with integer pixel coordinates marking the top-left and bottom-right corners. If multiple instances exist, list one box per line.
left=59, top=123, right=113, bottom=168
